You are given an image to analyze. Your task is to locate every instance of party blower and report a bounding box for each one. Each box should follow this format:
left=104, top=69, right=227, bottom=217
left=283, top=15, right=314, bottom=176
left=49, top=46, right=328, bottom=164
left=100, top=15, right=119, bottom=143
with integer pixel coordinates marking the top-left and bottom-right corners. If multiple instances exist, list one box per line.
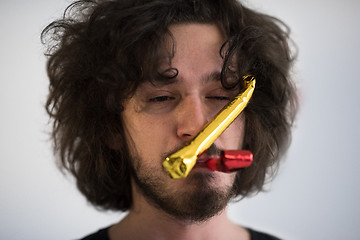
left=163, top=75, right=256, bottom=179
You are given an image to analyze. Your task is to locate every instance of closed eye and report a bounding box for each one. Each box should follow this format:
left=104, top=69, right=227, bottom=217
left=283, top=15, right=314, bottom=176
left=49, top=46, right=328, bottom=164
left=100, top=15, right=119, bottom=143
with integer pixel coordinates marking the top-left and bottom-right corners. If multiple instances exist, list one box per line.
left=206, top=96, right=231, bottom=101
left=149, top=96, right=175, bottom=102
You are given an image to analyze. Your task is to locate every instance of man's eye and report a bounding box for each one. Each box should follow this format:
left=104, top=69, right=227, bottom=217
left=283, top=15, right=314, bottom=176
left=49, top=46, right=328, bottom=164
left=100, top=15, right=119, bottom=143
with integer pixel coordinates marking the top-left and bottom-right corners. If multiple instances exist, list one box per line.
left=206, top=96, right=231, bottom=101
left=149, top=96, right=174, bottom=102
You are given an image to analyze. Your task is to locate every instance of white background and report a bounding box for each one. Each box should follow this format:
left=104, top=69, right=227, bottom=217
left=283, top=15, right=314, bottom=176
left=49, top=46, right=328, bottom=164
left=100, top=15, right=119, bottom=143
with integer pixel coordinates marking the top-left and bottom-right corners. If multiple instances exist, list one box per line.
left=1, top=0, right=359, bottom=239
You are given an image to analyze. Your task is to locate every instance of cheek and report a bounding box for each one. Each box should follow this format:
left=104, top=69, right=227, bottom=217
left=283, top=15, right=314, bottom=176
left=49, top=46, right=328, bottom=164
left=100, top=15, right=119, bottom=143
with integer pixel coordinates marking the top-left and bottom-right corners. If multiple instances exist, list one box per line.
left=218, top=115, right=246, bottom=149
left=124, top=114, right=175, bottom=158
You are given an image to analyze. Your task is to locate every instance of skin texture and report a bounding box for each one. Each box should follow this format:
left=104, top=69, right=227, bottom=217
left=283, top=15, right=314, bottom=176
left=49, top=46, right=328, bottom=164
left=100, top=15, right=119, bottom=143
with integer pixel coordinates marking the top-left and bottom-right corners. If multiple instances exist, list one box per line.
left=112, top=24, right=249, bottom=240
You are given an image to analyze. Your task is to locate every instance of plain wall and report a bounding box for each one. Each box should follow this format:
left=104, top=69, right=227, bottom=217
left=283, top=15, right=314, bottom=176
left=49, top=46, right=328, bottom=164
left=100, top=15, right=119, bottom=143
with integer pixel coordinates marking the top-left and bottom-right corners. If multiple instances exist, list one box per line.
left=1, top=0, right=359, bottom=239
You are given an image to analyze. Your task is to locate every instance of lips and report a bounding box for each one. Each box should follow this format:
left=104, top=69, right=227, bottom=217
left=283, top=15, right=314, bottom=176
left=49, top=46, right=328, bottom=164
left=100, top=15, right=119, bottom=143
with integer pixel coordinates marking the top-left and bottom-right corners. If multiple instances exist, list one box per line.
left=195, top=153, right=218, bottom=168
left=197, top=153, right=217, bottom=162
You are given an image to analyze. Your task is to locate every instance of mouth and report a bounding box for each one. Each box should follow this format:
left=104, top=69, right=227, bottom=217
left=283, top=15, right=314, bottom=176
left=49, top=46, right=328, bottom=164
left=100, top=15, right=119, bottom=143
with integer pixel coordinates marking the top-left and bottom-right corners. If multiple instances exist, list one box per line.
left=195, top=152, right=219, bottom=168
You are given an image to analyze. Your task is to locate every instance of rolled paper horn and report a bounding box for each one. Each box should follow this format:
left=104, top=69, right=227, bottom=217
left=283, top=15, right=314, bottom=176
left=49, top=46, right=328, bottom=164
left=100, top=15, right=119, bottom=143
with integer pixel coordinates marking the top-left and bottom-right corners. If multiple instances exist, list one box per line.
left=162, top=75, right=256, bottom=179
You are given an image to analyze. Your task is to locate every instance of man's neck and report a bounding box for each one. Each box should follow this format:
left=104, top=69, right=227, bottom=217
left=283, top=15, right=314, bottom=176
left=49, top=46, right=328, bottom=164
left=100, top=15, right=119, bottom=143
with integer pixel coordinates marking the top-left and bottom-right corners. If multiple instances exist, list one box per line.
left=108, top=193, right=250, bottom=240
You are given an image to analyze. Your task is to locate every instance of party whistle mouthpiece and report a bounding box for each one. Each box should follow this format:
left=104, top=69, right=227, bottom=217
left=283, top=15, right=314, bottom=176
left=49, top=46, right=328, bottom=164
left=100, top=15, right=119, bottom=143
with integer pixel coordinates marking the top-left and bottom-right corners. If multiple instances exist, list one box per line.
left=163, top=75, right=256, bottom=179
left=206, top=150, right=253, bottom=172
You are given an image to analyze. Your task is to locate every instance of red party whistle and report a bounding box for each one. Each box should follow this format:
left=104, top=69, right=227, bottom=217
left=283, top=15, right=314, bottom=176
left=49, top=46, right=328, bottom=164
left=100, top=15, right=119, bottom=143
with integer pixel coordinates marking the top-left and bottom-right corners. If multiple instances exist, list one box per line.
left=206, top=150, right=253, bottom=172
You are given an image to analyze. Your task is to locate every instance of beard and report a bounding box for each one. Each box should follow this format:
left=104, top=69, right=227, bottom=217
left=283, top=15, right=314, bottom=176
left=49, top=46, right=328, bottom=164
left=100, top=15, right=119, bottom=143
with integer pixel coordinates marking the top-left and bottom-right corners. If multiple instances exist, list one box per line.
left=131, top=145, right=236, bottom=223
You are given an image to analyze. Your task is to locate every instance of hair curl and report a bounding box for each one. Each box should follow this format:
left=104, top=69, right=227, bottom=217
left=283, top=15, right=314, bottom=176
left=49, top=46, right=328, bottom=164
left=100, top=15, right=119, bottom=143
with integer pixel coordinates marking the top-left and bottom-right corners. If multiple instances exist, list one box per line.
left=42, top=0, right=297, bottom=211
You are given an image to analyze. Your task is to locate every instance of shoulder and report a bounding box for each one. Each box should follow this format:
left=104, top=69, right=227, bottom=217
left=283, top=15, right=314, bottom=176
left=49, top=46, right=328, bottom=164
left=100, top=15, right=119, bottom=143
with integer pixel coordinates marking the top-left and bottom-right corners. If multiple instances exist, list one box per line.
left=247, top=228, right=282, bottom=240
left=79, top=227, right=111, bottom=240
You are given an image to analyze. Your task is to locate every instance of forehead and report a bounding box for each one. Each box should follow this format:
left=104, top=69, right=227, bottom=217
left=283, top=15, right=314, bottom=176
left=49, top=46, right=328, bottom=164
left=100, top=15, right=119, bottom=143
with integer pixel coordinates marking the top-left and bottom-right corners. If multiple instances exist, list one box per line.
left=150, top=23, right=226, bottom=85
left=168, top=23, right=225, bottom=46
left=167, top=23, right=225, bottom=60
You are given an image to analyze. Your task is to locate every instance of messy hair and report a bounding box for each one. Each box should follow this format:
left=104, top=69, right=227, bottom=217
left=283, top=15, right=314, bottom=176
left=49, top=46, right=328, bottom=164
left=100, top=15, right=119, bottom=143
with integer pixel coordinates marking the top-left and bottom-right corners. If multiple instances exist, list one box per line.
left=42, top=0, right=297, bottom=211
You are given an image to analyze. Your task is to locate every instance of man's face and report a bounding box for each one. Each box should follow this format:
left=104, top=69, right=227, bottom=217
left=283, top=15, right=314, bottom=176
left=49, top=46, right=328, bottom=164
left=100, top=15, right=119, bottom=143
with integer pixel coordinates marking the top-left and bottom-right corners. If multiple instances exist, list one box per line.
left=121, top=24, right=246, bottom=222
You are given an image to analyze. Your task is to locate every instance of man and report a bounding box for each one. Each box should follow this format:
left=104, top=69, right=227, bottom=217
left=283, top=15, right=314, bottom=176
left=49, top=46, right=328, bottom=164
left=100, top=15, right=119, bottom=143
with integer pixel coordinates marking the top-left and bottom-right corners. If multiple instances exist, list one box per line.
left=42, top=0, right=297, bottom=239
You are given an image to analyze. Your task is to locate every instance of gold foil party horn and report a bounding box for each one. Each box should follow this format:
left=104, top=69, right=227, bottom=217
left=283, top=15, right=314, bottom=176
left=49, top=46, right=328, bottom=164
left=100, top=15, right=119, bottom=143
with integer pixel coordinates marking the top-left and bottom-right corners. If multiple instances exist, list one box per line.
left=163, top=75, right=256, bottom=179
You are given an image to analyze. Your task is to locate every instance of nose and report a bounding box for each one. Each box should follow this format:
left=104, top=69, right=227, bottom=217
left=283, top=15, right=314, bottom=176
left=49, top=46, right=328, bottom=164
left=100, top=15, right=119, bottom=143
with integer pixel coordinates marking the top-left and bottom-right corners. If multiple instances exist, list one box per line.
left=176, top=96, right=208, bottom=142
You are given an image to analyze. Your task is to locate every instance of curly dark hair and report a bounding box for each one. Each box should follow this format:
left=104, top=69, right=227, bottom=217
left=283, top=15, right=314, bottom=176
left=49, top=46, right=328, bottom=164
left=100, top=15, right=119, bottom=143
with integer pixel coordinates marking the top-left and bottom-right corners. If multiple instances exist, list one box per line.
left=42, top=0, right=297, bottom=211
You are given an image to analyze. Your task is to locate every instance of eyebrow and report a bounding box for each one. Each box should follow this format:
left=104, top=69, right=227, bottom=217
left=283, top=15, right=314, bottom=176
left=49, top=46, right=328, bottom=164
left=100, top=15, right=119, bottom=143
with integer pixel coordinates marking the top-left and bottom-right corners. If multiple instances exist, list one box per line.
left=201, top=71, right=222, bottom=84
left=151, top=71, right=222, bottom=87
